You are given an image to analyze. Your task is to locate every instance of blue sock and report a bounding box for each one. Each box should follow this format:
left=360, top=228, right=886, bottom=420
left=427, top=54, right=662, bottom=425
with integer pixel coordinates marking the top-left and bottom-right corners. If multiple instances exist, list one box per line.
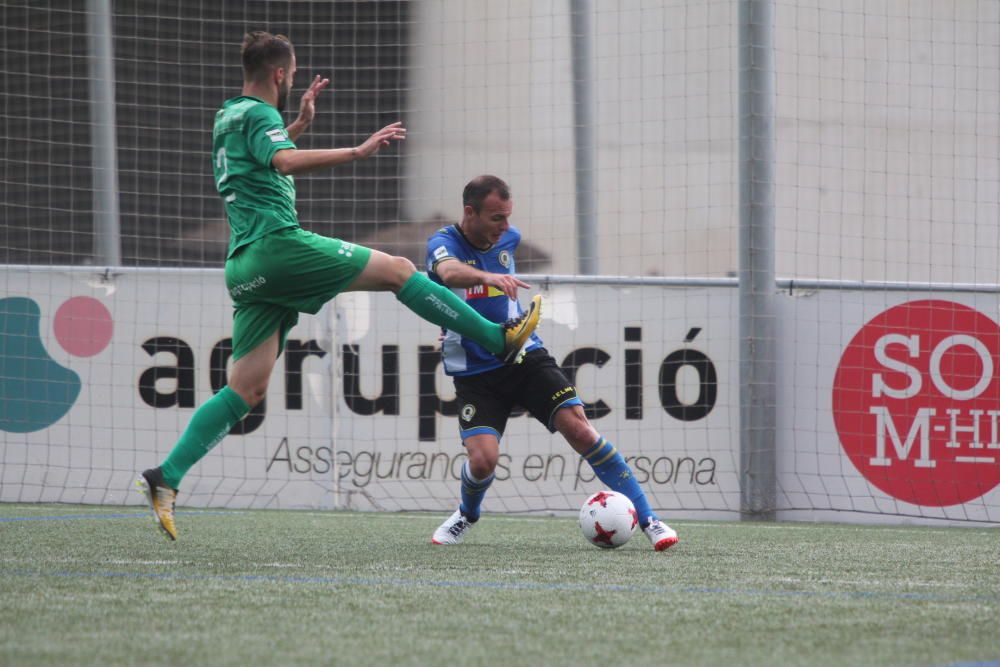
left=459, top=461, right=494, bottom=523
left=582, top=436, right=658, bottom=528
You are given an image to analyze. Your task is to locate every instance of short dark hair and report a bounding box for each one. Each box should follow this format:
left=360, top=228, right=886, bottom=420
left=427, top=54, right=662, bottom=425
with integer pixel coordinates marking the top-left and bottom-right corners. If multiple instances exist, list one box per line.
left=241, top=31, right=294, bottom=81
left=463, top=175, right=511, bottom=213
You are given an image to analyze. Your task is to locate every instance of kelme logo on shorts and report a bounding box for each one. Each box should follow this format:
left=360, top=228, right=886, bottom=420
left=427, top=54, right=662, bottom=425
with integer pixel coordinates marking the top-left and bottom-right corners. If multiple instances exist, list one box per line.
left=0, top=296, right=113, bottom=432
left=461, top=404, right=476, bottom=422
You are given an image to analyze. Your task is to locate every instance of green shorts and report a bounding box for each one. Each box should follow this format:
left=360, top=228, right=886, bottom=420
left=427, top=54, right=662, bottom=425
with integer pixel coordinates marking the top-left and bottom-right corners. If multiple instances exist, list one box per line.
left=224, top=227, right=372, bottom=360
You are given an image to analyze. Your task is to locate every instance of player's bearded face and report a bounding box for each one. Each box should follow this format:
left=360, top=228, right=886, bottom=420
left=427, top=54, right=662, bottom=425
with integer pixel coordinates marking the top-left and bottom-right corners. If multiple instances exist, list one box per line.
left=276, top=74, right=292, bottom=112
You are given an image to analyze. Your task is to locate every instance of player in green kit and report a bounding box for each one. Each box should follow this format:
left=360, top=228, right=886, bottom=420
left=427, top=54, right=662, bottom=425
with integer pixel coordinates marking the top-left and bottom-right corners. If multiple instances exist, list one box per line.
left=136, top=31, right=541, bottom=540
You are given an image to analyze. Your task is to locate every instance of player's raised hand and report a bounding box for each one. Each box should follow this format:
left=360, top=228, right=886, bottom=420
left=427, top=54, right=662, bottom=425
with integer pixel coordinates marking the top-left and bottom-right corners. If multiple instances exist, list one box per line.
left=485, top=273, right=531, bottom=301
left=297, top=75, right=330, bottom=124
left=355, top=122, right=407, bottom=159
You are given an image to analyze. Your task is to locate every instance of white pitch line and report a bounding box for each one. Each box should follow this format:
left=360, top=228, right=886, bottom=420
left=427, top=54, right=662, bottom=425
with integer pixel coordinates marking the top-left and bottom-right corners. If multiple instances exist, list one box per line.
left=277, top=512, right=996, bottom=534
left=105, top=559, right=184, bottom=566
left=771, top=576, right=972, bottom=589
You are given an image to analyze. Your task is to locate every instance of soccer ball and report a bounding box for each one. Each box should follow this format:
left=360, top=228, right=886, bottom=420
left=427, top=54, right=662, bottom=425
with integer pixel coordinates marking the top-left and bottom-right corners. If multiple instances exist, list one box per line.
left=578, top=490, right=638, bottom=548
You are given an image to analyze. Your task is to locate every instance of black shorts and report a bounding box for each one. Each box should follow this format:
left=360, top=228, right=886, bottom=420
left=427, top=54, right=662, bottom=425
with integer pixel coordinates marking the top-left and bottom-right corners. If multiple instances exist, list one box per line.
left=452, top=348, right=583, bottom=442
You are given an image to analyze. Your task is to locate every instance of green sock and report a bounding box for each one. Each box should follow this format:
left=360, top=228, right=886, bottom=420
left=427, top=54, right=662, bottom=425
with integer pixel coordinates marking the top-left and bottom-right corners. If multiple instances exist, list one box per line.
left=397, top=273, right=504, bottom=354
left=159, top=386, right=250, bottom=489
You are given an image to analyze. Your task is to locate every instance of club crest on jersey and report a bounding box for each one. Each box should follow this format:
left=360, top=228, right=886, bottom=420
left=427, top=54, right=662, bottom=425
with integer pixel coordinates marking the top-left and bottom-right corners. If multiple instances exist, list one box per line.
left=498, top=250, right=511, bottom=268
left=461, top=404, right=476, bottom=421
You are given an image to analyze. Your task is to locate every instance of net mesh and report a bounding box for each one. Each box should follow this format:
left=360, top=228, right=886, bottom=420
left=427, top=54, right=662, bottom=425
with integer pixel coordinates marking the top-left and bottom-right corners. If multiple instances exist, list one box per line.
left=1, top=1, right=998, bottom=523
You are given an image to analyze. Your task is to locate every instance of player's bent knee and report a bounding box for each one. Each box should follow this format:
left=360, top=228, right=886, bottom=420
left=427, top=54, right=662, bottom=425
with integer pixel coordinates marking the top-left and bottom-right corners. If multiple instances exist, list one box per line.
left=230, top=380, right=268, bottom=408
left=392, top=256, right=416, bottom=286
left=247, top=387, right=268, bottom=407
left=468, top=458, right=497, bottom=479
left=245, top=389, right=268, bottom=408
left=466, top=450, right=499, bottom=478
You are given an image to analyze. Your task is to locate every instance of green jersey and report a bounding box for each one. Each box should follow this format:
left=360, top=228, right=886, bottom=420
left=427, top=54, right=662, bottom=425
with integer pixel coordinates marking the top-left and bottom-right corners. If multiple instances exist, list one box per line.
left=212, top=96, right=298, bottom=257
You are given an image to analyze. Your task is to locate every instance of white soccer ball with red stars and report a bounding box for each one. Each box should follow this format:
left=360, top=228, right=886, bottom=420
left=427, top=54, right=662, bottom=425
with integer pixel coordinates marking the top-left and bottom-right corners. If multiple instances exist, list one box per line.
left=578, top=490, right=638, bottom=549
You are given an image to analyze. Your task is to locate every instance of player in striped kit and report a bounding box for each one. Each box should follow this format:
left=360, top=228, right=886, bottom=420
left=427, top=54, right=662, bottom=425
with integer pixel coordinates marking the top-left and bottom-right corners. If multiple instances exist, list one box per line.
left=428, top=175, right=678, bottom=551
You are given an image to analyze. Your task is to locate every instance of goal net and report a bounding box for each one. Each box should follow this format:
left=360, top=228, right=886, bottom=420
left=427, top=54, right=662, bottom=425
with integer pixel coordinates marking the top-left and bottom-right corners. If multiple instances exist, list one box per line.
left=2, top=1, right=998, bottom=524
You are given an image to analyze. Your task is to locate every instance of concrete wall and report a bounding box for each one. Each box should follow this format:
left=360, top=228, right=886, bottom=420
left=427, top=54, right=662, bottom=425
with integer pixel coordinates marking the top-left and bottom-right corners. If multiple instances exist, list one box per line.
left=405, top=0, right=999, bottom=282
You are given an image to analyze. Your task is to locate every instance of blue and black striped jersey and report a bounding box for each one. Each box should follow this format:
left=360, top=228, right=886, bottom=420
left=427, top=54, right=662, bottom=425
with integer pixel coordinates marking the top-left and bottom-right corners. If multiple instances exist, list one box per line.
left=425, top=224, right=543, bottom=376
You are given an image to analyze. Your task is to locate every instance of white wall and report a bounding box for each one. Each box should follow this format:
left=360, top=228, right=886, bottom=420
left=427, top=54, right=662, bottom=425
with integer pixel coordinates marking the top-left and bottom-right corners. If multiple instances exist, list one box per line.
left=405, top=0, right=1000, bottom=282
left=406, top=0, right=738, bottom=277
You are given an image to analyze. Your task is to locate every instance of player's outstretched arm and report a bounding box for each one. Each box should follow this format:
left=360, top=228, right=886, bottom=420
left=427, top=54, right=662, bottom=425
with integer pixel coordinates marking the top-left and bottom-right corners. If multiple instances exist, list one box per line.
left=286, top=74, right=330, bottom=142
left=436, top=259, right=530, bottom=300
left=271, top=122, right=406, bottom=176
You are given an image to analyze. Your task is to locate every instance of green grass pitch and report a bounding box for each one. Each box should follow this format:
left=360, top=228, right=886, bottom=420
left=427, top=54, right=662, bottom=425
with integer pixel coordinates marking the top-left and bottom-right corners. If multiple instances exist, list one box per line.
left=0, top=504, right=996, bottom=667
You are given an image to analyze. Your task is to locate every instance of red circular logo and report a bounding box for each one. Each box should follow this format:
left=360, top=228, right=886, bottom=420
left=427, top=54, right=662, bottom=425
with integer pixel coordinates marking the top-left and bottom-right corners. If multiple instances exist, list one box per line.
left=833, top=300, right=1000, bottom=506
